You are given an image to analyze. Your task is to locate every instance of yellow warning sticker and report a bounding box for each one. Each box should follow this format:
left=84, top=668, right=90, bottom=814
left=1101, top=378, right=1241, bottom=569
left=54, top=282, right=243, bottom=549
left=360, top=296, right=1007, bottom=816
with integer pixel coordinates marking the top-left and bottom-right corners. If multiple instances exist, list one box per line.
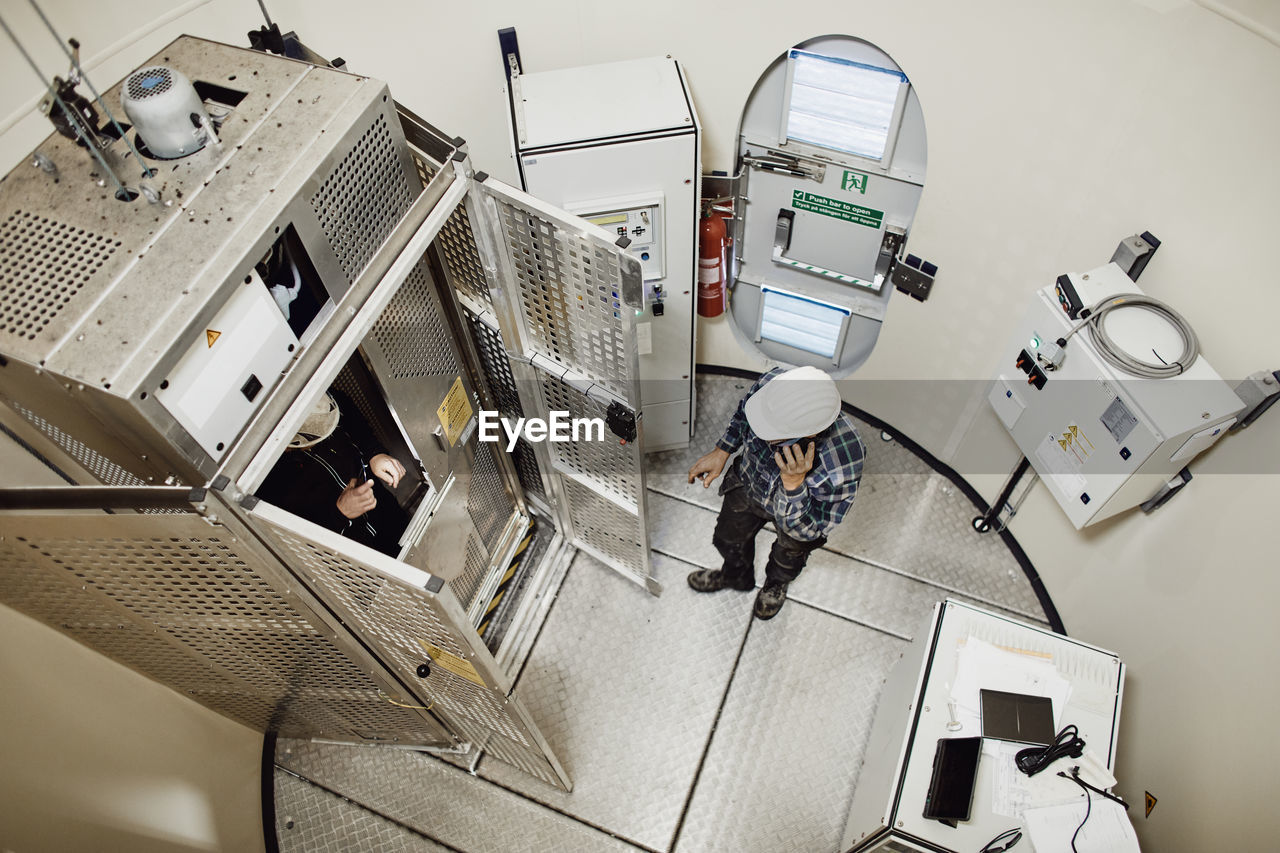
left=1145, top=791, right=1157, bottom=818
left=1055, top=423, right=1095, bottom=465
left=436, top=376, right=473, bottom=447
left=206, top=329, right=222, bottom=348
left=416, top=639, right=486, bottom=687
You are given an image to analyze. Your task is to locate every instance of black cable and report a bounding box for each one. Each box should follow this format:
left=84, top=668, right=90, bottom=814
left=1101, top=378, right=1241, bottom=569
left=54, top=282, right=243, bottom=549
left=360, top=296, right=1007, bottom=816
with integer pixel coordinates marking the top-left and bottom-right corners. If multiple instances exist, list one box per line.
left=1058, top=765, right=1130, bottom=809
left=1015, top=724, right=1084, bottom=776
left=1070, top=785, right=1092, bottom=853
left=1056, top=765, right=1130, bottom=852
left=978, top=827, right=1023, bottom=852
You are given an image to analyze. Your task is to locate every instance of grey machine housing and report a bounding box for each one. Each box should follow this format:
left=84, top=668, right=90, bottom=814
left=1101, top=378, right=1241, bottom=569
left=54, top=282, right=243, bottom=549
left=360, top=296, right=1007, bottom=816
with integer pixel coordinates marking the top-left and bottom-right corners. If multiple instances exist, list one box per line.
left=0, top=36, right=657, bottom=791
left=0, top=36, right=419, bottom=489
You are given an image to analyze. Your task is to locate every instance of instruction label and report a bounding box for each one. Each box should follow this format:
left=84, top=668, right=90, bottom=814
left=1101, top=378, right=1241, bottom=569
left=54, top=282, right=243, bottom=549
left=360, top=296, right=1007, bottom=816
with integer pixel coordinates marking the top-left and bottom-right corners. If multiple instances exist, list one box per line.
left=416, top=639, right=486, bottom=687
left=791, top=190, right=884, bottom=229
left=636, top=321, right=653, bottom=355
left=436, top=376, right=474, bottom=447
left=1101, top=397, right=1138, bottom=444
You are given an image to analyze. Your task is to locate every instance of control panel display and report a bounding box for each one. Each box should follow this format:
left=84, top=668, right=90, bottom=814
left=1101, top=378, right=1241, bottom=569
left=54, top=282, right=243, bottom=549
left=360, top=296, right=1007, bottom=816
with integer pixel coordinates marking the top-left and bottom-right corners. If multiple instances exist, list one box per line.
left=582, top=201, right=664, bottom=281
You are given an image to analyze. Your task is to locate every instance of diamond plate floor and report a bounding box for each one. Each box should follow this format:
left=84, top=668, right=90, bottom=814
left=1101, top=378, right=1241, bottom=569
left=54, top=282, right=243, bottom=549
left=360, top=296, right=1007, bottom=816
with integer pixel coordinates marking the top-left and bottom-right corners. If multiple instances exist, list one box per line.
left=674, top=608, right=908, bottom=853
left=272, top=372, right=1054, bottom=852
left=275, top=769, right=452, bottom=853
left=276, top=738, right=646, bottom=852
left=477, top=551, right=748, bottom=851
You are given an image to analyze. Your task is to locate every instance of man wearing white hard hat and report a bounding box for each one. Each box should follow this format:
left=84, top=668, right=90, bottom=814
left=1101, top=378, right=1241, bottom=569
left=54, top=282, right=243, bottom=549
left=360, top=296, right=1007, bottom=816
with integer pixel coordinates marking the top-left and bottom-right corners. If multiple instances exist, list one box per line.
left=686, top=366, right=865, bottom=620
left=258, top=388, right=410, bottom=556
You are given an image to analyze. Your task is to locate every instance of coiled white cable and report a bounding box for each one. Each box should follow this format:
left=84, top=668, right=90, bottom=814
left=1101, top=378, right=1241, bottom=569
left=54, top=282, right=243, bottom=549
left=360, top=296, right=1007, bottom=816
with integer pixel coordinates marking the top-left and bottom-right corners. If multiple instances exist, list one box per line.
left=1061, top=293, right=1200, bottom=378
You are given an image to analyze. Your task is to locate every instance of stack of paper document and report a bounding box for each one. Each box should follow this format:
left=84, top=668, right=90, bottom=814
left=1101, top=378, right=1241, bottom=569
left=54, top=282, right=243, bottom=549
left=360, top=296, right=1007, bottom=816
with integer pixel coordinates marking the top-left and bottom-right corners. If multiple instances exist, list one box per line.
left=988, top=741, right=1115, bottom=817
left=1022, top=797, right=1141, bottom=852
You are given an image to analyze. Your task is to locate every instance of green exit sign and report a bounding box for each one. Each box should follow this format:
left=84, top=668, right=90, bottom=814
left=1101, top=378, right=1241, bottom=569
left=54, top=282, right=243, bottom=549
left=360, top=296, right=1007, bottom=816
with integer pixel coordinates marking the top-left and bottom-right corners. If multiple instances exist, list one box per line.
left=841, top=170, right=869, bottom=194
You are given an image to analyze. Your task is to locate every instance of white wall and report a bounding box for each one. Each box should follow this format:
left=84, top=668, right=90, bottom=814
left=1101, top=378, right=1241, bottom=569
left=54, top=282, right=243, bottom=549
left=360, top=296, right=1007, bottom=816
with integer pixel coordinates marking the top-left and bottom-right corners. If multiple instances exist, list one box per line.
left=1, top=3, right=271, bottom=851
left=2, top=0, right=1277, bottom=849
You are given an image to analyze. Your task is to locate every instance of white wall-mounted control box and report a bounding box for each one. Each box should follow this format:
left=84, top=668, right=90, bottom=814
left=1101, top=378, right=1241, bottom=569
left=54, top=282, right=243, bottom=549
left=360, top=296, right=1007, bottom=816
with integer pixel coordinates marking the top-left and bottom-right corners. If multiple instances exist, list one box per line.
left=989, top=263, right=1243, bottom=528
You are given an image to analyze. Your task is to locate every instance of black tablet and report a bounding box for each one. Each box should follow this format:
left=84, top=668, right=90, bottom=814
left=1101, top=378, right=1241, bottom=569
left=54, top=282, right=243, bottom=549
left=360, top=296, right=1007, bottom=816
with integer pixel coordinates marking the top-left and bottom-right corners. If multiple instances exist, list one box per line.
left=923, top=736, right=982, bottom=824
left=980, top=689, right=1055, bottom=746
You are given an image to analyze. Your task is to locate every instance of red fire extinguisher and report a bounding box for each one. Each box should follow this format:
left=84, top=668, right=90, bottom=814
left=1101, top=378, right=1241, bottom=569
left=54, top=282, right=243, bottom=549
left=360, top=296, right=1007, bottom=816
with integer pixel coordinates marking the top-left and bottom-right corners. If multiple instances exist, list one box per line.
left=698, top=208, right=728, bottom=318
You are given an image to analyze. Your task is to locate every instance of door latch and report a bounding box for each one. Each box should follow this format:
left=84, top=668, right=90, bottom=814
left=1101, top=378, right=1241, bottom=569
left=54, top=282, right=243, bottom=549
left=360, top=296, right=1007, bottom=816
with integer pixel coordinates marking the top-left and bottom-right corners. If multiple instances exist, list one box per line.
left=605, top=401, right=637, bottom=444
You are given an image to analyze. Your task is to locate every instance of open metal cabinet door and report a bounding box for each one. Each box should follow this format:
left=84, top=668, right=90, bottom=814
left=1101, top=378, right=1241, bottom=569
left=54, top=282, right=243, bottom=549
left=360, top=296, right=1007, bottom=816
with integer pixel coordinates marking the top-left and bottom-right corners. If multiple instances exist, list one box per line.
left=0, top=504, right=455, bottom=749
left=240, top=496, right=572, bottom=790
left=466, top=177, right=658, bottom=595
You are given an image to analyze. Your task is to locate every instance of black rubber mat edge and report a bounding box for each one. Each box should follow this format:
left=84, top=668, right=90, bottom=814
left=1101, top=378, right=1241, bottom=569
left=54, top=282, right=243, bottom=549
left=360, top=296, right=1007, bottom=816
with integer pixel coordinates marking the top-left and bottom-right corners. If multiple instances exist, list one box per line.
left=262, top=731, right=280, bottom=853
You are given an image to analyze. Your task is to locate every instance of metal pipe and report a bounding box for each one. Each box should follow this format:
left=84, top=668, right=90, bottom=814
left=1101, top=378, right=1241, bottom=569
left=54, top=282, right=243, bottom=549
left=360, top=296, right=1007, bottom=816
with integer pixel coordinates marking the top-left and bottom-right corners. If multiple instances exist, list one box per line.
left=0, top=485, right=198, bottom=511
left=976, top=455, right=1031, bottom=533
left=25, top=0, right=154, bottom=178
left=257, top=0, right=274, bottom=27
left=0, top=10, right=130, bottom=198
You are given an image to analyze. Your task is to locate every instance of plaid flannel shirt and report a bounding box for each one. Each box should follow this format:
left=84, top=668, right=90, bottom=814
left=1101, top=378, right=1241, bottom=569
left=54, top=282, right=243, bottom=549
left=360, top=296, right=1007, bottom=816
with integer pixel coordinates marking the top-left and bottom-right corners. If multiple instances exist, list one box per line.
left=715, top=369, right=865, bottom=541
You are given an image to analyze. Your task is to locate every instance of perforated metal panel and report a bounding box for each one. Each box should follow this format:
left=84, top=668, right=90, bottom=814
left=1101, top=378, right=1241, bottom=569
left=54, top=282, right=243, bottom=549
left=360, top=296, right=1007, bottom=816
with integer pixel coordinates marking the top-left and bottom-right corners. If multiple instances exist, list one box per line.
left=471, top=179, right=652, bottom=590
left=539, top=375, right=641, bottom=508
left=411, top=153, right=437, bottom=189
left=449, top=532, right=491, bottom=612
left=436, top=202, right=493, bottom=312
left=464, top=309, right=544, bottom=499
left=0, top=513, right=450, bottom=744
left=560, top=478, right=649, bottom=583
left=246, top=501, right=569, bottom=788
left=0, top=211, right=121, bottom=344
left=11, top=402, right=144, bottom=486
left=370, top=257, right=461, bottom=380
left=311, top=113, right=415, bottom=281
left=467, top=442, right=511, bottom=550
left=466, top=311, right=523, bottom=417
left=125, top=66, right=174, bottom=99
left=491, top=199, right=631, bottom=400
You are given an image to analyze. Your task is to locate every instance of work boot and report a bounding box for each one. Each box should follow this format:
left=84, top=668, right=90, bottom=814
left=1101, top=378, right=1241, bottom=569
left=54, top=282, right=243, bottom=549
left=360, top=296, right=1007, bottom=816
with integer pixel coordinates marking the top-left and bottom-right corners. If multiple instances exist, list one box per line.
left=687, top=569, right=754, bottom=593
left=753, top=582, right=789, bottom=620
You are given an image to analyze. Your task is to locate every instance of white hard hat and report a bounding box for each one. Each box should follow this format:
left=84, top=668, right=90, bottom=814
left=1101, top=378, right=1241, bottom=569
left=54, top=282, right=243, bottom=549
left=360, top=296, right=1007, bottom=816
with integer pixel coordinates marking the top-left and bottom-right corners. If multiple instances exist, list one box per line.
left=289, top=393, right=340, bottom=449
left=744, top=366, right=841, bottom=441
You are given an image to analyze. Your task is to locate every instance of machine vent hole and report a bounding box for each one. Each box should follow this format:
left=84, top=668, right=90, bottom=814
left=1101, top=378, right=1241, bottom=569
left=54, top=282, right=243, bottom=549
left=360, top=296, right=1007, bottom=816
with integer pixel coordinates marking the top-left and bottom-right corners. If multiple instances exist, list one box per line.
left=309, top=113, right=413, bottom=282
left=1, top=211, right=119, bottom=340
left=125, top=66, right=174, bottom=100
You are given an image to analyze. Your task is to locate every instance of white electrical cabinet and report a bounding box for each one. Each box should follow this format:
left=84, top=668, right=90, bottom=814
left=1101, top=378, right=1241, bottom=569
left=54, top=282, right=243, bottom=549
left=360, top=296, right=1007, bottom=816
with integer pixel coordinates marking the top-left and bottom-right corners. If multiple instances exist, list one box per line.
left=842, top=600, right=1125, bottom=853
left=510, top=56, right=701, bottom=451
left=989, top=263, right=1242, bottom=528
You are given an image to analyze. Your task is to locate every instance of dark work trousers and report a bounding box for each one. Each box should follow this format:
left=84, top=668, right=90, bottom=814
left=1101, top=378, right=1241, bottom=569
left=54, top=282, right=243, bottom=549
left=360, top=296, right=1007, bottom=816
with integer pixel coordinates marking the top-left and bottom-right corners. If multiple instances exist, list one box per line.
left=712, top=480, right=827, bottom=588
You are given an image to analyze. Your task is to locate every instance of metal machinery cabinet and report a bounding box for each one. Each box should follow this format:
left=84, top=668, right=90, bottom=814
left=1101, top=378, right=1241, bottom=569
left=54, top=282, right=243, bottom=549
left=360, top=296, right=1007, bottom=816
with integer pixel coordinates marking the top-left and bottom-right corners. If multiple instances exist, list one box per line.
left=988, top=263, right=1242, bottom=528
left=509, top=56, right=700, bottom=452
left=0, top=37, right=656, bottom=790
left=842, top=600, right=1125, bottom=852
